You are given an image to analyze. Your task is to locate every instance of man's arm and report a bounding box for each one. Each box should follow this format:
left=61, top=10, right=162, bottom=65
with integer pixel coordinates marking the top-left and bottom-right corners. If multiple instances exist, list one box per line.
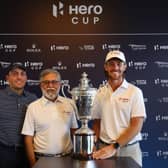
left=92, top=117, right=144, bottom=159
left=116, top=117, right=144, bottom=146
left=24, top=135, right=36, bottom=168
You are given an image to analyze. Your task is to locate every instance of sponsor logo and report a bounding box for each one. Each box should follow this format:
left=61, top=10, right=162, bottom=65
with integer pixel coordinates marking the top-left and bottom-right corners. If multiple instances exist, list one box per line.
left=26, top=44, right=41, bottom=53
left=24, top=61, right=43, bottom=70
left=128, top=61, right=147, bottom=70
left=53, top=1, right=64, bottom=18
left=27, top=80, right=40, bottom=86
left=131, top=80, right=147, bottom=86
left=0, top=61, right=43, bottom=71
left=78, top=45, right=95, bottom=51
left=52, top=61, right=67, bottom=70
left=52, top=1, right=103, bottom=24
left=154, top=78, right=168, bottom=87
left=157, top=97, right=168, bottom=103
left=0, top=43, right=17, bottom=52
left=156, top=115, right=168, bottom=121
left=0, top=80, right=8, bottom=86
left=154, top=44, right=168, bottom=51
left=76, top=62, right=95, bottom=69
left=158, top=132, right=168, bottom=141
left=156, top=150, right=168, bottom=159
left=0, top=61, right=11, bottom=68
left=128, top=44, right=147, bottom=50
left=102, top=44, right=120, bottom=50
left=155, top=61, right=168, bottom=68
left=154, top=78, right=160, bottom=85
left=50, top=44, right=70, bottom=51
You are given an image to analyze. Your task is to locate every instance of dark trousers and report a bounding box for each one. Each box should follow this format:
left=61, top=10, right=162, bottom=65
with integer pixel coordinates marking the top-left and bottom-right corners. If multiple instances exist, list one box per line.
left=0, top=144, right=28, bottom=168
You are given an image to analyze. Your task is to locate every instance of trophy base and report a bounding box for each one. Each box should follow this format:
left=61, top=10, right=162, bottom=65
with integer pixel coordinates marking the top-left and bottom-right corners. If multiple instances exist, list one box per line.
left=72, top=153, right=93, bottom=160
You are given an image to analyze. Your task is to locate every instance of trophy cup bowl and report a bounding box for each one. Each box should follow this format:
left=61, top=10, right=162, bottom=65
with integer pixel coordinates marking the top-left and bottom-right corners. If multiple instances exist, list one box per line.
left=69, top=72, right=97, bottom=160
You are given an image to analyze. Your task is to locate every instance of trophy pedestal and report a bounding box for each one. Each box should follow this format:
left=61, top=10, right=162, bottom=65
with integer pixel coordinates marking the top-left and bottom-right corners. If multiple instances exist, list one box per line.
left=73, top=120, right=95, bottom=160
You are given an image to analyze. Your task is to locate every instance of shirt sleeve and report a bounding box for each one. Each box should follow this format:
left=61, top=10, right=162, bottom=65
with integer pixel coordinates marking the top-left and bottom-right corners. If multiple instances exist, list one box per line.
left=131, top=88, right=147, bottom=119
left=69, top=100, right=79, bottom=128
left=21, top=104, right=35, bottom=136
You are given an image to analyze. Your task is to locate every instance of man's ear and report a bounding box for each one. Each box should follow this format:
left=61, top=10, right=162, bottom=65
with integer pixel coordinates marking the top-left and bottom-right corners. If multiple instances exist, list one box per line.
left=124, top=63, right=127, bottom=71
left=104, top=63, right=108, bottom=71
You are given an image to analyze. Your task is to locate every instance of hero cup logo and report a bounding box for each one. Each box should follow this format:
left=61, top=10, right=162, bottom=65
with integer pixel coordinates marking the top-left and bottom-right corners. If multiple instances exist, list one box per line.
left=53, top=1, right=64, bottom=18
left=52, top=1, right=103, bottom=24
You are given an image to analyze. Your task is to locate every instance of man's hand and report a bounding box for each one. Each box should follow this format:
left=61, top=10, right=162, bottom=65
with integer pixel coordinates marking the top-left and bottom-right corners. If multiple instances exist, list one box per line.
left=92, top=144, right=117, bottom=159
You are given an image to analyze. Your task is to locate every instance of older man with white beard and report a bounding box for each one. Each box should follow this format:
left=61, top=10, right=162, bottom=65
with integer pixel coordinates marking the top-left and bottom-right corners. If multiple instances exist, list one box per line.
left=22, top=69, right=78, bottom=168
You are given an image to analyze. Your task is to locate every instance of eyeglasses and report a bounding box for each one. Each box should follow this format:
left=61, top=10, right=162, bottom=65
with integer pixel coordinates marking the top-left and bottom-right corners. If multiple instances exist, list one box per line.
left=41, top=80, right=61, bottom=85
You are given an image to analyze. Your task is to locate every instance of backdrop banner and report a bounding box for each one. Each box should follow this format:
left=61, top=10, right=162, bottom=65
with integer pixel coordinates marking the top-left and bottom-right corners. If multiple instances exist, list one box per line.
left=0, top=1, right=168, bottom=167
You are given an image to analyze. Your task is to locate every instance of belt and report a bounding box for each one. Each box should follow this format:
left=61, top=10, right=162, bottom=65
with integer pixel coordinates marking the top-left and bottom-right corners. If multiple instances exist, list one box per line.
left=35, top=151, right=71, bottom=158
left=99, top=139, right=139, bottom=147
left=0, top=142, right=24, bottom=151
left=124, top=141, right=139, bottom=147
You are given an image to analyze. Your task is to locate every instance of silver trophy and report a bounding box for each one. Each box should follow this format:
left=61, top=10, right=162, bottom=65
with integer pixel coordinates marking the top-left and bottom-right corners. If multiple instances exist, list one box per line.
left=62, top=72, right=97, bottom=160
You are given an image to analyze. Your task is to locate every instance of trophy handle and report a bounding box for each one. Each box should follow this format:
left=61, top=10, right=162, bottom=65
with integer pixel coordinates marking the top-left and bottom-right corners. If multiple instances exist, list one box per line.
left=61, top=82, right=71, bottom=97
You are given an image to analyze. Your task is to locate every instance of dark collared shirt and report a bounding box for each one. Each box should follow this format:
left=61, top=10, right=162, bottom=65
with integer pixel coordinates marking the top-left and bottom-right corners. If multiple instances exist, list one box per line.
left=0, top=87, right=37, bottom=146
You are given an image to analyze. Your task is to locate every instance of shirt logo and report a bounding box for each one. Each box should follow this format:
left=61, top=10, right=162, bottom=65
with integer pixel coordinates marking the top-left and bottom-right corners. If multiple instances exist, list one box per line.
left=119, top=97, right=129, bottom=102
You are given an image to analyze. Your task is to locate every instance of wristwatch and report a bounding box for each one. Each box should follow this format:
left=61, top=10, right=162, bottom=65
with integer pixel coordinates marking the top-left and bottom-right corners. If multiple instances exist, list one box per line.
left=113, top=141, right=120, bottom=149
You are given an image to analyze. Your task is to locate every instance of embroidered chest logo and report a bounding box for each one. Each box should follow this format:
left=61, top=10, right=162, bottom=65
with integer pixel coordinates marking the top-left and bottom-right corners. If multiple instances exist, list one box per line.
left=119, top=97, right=129, bottom=102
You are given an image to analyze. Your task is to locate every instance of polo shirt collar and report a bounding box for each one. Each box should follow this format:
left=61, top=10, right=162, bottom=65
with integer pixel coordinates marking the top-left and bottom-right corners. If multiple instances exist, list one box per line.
left=41, top=95, right=63, bottom=105
left=121, top=79, right=129, bottom=89
left=107, top=79, right=128, bottom=90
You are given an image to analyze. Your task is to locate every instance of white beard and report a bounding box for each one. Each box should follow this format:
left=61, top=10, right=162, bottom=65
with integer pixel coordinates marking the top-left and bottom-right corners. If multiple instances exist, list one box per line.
left=42, top=88, right=59, bottom=101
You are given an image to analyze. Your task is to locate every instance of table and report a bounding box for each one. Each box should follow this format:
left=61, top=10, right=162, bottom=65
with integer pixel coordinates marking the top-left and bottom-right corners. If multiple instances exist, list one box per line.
left=33, top=156, right=141, bottom=168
